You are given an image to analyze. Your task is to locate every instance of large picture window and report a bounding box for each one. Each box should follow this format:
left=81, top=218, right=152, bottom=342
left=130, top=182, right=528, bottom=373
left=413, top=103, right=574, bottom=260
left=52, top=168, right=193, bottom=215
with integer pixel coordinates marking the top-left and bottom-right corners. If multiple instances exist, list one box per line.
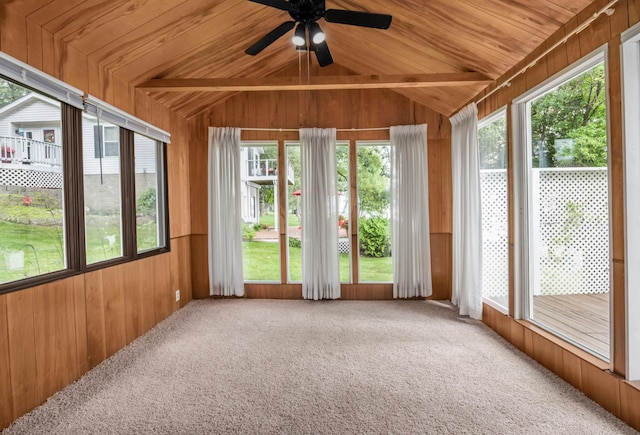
left=241, top=142, right=281, bottom=282
left=0, top=79, right=65, bottom=283
left=478, top=110, right=508, bottom=311
left=357, top=142, right=392, bottom=283
left=514, top=50, right=610, bottom=360
left=0, top=54, right=170, bottom=292
left=84, top=115, right=122, bottom=264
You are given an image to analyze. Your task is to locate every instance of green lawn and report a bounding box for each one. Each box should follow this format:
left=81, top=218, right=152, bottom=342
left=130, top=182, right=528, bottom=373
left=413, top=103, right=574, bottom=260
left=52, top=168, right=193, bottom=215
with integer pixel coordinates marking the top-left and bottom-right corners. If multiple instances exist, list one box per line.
left=258, top=213, right=300, bottom=228
left=243, top=240, right=392, bottom=282
left=0, top=221, right=65, bottom=283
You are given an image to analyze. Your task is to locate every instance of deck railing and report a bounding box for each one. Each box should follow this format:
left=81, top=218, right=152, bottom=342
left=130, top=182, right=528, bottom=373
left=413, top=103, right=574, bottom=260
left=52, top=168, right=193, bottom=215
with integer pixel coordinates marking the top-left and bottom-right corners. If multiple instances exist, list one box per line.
left=0, top=136, right=62, bottom=167
left=247, top=159, right=295, bottom=183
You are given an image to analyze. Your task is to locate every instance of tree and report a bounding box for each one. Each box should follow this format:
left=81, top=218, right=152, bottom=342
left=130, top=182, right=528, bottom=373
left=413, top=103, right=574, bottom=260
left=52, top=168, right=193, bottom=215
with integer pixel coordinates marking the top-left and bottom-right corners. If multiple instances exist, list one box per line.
left=354, top=146, right=390, bottom=217
left=0, top=79, right=28, bottom=108
left=478, top=117, right=507, bottom=169
left=531, top=63, right=607, bottom=168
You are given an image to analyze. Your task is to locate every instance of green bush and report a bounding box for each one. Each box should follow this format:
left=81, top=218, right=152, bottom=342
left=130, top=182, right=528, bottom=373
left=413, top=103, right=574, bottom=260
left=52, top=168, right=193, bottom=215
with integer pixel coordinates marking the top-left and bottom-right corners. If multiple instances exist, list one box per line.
left=359, top=216, right=391, bottom=257
left=253, top=223, right=268, bottom=231
left=288, top=237, right=301, bottom=248
left=242, top=223, right=256, bottom=242
left=136, top=187, right=157, bottom=217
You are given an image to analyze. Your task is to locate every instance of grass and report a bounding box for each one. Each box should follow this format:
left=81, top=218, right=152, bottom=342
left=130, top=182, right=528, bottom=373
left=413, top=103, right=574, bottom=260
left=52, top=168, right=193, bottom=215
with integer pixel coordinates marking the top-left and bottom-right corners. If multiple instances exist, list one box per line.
left=0, top=220, right=65, bottom=283
left=258, top=213, right=300, bottom=228
left=243, top=240, right=392, bottom=283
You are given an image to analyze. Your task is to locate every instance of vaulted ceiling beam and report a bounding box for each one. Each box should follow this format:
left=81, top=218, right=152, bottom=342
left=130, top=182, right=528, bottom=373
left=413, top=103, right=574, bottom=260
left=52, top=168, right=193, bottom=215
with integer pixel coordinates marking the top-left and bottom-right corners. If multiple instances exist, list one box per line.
left=137, top=72, right=493, bottom=92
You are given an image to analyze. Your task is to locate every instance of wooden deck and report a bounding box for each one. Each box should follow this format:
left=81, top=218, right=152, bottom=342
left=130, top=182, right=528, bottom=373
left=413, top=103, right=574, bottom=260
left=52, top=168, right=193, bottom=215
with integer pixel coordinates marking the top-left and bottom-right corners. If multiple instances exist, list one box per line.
left=532, top=293, right=609, bottom=359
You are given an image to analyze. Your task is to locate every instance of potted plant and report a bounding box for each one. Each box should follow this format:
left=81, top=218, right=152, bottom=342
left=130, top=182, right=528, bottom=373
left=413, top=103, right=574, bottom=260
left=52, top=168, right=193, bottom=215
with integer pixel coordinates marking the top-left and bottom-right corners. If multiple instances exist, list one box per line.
left=0, top=145, right=14, bottom=163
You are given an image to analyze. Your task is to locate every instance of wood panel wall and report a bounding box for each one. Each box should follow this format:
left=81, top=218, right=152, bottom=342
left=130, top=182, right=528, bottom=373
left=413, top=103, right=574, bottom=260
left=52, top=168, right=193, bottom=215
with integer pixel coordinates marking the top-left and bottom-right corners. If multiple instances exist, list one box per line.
left=188, top=72, right=453, bottom=300
left=0, top=6, right=193, bottom=430
left=477, top=0, right=640, bottom=430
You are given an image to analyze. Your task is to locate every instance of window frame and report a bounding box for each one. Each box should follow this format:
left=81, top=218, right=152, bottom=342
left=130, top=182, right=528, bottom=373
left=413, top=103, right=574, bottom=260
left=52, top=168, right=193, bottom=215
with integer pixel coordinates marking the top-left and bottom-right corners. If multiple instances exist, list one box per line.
left=512, top=46, right=612, bottom=361
left=0, top=71, right=170, bottom=295
left=621, top=21, right=640, bottom=380
left=478, top=107, right=509, bottom=314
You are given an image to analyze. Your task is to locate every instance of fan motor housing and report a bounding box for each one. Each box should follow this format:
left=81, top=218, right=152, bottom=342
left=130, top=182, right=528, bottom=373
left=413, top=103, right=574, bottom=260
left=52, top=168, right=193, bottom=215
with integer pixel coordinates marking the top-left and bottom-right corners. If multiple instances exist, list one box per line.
left=288, top=0, right=326, bottom=23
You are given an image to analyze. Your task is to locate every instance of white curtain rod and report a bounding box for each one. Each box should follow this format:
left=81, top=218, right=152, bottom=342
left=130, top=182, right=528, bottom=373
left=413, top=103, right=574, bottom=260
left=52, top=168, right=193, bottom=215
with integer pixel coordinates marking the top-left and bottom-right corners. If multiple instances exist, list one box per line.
left=476, top=0, right=619, bottom=105
left=240, top=127, right=390, bottom=132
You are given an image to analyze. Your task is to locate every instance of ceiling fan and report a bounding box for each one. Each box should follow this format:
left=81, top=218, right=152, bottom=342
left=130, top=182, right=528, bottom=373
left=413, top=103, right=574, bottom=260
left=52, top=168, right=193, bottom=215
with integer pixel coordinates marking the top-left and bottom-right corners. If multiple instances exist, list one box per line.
left=245, top=0, right=392, bottom=67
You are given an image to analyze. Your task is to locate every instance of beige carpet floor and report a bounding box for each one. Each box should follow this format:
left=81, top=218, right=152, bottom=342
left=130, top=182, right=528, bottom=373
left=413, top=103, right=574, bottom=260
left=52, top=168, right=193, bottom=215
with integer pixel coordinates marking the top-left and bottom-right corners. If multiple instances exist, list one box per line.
left=3, top=299, right=636, bottom=434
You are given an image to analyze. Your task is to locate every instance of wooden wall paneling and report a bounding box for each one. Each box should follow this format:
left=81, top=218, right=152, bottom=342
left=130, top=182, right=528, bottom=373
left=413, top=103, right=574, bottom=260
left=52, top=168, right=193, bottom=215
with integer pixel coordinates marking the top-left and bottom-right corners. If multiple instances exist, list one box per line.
left=544, top=26, right=570, bottom=79
left=565, top=17, right=584, bottom=66
left=26, top=18, right=43, bottom=70
left=608, top=1, right=630, bottom=37
left=168, top=113, right=191, bottom=239
left=630, top=0, right=640, bottom=26
left=620, top=382, right=640, bottom=430
left=100, top=266, right=127, bottom=359
left=0, top=294, right=13, bottom=429
left=1, top=6, right=28, bottom=62
left=510, top=320, right=525, bottom=352
left=191, top=234, right=210, bottom=299
left=606, top=37, right=626, bottom=377
left=40, top=28, right=56, bottom=78
left=612, top=260, right=626, bottom=376
left=123, top=260, right=143, bottom=344
left=32, top=279, right=79, bottom=404
left=578, top=1, right=612, bottom=57
left=427, top=139, right=452, bottom=234
left=244, top=284, right=302, bottom=299
left=580, top=360, right=622, bottom=417
left=561, top=349, right=584, bottom=390
left=340, top=284, right=393, bottom=300
left=170, top=236, right=192, bottom=309
left=430, top=233, right=452, bottom=300
left=71, top=275, right=88, bottom=379
left=84, top=270, right=107, bottom=369
left=531, top=333, right=565, bottom=379
left=151, top=254, right=173, bottom=324
left=189, top=116, right=209, bottom=236
left=6, top=288, right=38, bottom=420
left=58, top=42, right=88, bottom=91
left=524, top=44, right=549, bottom=91
left=113, top=76, right=133, bottom=116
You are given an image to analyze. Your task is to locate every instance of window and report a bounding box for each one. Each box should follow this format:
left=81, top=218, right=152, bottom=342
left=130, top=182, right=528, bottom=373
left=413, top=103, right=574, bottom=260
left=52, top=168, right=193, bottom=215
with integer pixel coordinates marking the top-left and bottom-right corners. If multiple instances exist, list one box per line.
left=241, top=142, right=280, bottom=282
left=478, top=109, right=508, bottom=311
left=83, top=114, right=122, bottom=264
left=514, top=50, right=610, bottom=360
left=0, top=53, right=170, bottom=292
left=0, top=79, right=65, bottom=284
left=337, top=143, right=351, bottom=283
left=621, top=22, right=640, bottom=379
left=134, top=133, right=166, bottom=253
left=286, top=143, right=302, bottom=282
left=94, top=125, right=119, bottom=158
left=357, top=142, right=392, bottom=283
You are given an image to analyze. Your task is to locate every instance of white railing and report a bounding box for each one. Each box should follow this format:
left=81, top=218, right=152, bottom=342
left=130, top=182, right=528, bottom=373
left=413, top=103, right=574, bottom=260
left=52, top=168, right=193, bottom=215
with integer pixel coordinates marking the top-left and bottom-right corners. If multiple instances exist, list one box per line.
left=0, top=136, right=62, bottom=167
left=247, top=159, right=295, bottom=183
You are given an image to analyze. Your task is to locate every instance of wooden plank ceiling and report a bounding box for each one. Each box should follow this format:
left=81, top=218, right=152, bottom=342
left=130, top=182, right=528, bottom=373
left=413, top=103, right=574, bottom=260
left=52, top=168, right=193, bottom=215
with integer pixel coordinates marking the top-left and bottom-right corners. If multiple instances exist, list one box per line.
left=6, top=0, right=595, bottom=118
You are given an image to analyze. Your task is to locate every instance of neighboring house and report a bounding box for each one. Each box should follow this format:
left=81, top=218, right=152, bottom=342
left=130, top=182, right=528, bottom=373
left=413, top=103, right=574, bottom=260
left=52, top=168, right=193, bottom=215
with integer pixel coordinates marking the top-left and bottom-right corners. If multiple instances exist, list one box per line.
left=240, top=146, right=294, bottom=225
left=0, top=92, right=157, bottom=189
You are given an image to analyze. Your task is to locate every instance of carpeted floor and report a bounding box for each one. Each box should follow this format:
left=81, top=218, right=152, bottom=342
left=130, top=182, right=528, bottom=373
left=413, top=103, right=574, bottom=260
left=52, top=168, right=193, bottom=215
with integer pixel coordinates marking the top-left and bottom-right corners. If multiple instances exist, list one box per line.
left=3, top=299, right=636, bottom=434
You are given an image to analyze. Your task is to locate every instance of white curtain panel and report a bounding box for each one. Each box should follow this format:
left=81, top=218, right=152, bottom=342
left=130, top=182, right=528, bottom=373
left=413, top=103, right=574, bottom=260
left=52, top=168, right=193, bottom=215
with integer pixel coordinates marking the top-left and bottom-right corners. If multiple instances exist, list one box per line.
left=450, top=103, right=483, bottom=319
left=207, top=127, right=244, bottom=297
left=300, top=128, right=340, bottom=300
left=390, top=124, right=433, bottom=298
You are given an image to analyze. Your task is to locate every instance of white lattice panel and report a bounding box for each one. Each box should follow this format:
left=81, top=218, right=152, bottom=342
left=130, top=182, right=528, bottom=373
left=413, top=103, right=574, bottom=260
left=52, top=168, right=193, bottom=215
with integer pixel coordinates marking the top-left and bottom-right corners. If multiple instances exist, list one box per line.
left=534, top=168, right=609, bottom=295
left=480, top=170, right=509, bottom=299
left=0, top=167, right=62, bottom=189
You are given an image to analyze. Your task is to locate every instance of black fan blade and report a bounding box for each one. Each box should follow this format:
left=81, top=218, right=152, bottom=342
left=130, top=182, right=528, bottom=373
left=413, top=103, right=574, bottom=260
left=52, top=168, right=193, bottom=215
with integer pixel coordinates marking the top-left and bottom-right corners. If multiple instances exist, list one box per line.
left=248, top=0, right=292, bottom=11
left=312, top=40, right=333, bottom=67
left=245, top=21, right=296, bottom=55
left=324, top=9, right=392, bottom=29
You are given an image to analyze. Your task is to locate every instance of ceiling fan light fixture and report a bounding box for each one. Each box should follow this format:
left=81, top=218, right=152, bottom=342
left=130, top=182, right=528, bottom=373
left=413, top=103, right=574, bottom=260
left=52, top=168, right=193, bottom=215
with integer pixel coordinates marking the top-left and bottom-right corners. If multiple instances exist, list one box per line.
left=309, top=22, right=325, bottom=44
left=292, top=23, right=306, bottom=46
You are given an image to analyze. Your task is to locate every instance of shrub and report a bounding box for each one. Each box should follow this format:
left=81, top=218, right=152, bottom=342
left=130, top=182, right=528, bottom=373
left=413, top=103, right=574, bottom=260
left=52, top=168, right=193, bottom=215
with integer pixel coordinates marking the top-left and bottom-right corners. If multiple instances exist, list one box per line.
left=253, top=223, right=268, bottom=231
left=136, top=187, right=157, bottom=217
left=242, top=223, right=256, bottom=242
left=359, top=216, right=391, bottom=257
left=289, top=237, right=301, bottom=248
